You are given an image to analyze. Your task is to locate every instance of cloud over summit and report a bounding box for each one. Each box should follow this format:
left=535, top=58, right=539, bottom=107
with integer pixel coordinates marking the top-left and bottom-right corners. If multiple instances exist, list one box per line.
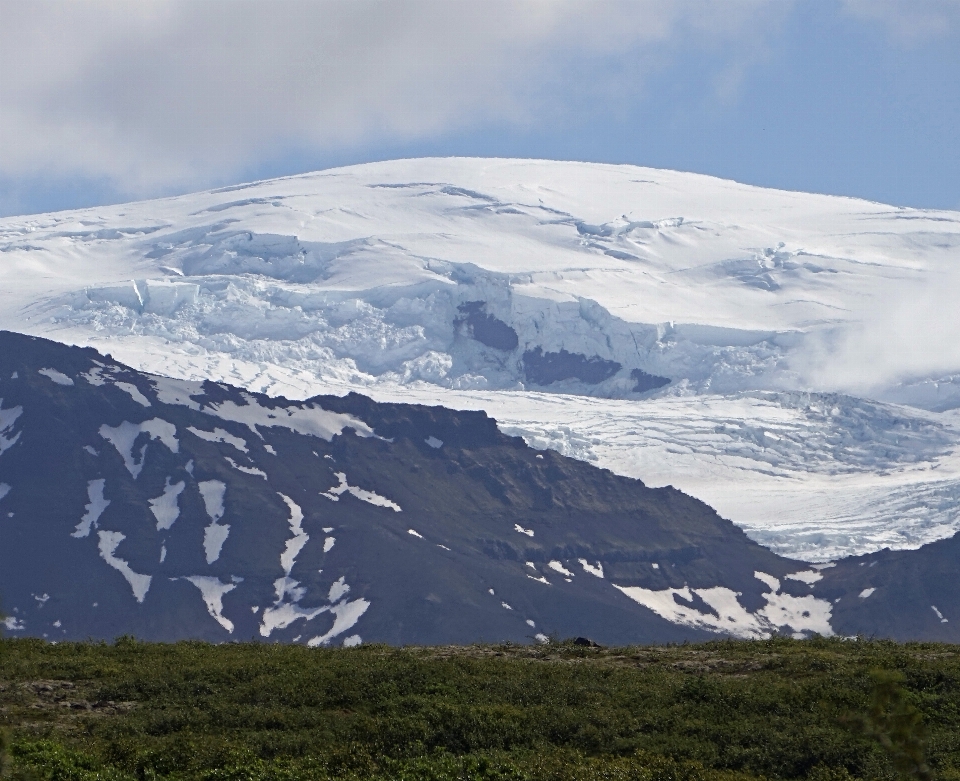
left=0, top=0, right=783, bottom=196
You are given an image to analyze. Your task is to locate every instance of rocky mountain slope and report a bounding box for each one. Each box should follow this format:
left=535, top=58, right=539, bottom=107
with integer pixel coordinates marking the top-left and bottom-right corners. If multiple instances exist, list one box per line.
left=0, top=330, right=957, bottom=644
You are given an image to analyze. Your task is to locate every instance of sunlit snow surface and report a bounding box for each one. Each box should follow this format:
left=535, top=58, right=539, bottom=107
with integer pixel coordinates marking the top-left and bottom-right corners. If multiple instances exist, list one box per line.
left=3, top=158, right=960, bottom=560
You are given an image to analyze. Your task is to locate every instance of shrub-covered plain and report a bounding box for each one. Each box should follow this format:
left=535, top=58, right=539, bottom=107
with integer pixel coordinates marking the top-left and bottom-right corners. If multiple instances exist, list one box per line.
left=2, top=637, right=960, bottom=780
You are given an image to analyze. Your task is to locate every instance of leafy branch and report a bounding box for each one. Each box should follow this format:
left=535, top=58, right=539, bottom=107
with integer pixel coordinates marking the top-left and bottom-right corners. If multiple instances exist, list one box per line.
left=844, top=669, right=933, bottom=781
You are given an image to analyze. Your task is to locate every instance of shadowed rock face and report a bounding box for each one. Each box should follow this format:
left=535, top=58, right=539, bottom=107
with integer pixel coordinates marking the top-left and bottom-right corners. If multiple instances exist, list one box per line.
left=813, top=533, right=960, bottom=641
left=523, top=348, right=622, bottom=386
left=455, top=301, right=519, bottom=352
left=2, top=330, right=960, bottom=646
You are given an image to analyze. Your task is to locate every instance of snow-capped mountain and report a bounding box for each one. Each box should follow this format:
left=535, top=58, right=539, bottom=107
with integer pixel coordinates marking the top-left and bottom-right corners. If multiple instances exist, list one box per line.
left=2, top=331, right=957, bottom=644
left=2, top=158, right=959, bottom=561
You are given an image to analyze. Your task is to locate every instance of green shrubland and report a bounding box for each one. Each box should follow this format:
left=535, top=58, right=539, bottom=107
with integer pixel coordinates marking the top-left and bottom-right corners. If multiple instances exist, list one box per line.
left=1, top=637, right=959, bottom=780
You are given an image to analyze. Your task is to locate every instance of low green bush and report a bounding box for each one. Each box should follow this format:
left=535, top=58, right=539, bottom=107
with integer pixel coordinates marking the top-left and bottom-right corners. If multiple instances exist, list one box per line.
left=2, top=637, right=958, bottom=780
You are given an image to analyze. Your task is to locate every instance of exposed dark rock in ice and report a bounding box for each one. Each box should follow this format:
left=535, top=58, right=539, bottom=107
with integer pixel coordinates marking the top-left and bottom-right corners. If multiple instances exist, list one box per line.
left=455, top=301, right=519, bottom=352
left=523, top=348, right=621, bottom=386
left=631, top=368, right=671, bottom=393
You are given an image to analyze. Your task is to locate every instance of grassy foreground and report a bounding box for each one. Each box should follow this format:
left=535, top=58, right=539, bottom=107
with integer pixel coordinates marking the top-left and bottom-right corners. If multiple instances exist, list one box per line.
left=0, top=637, right=957, bottom=781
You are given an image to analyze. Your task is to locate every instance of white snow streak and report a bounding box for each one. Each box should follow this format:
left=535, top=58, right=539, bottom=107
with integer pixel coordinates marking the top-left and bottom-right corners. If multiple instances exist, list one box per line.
left=0, top=400, right=23, bottom=455
left=307, top=598, right=371, bottom=647
left=82, top=367, right=106, bottom=386
left=259, top=601, right=329, bottom=637
left=204, top=394, right=374, bottom=442
left=321, top=472, right=401, bottom=511
left=182, top=576, right=237, bottom=633
left=225, top=456, right=267, bottom=479
left=754, top=572, right=780, bottom=592
left=260, top=494, right=334, bottom=638
left=578, top=559, right=604, bottom=578
left=327, top=576, right=350, bottom=603
left=97, top=531, right=152, bottom=603
left=72, top=479, right=110, bottom=538
left=198, top=480, right=229, bottom=564
left=150, top=377, right=203, bottom=410
left=99, top=419, right=178, bottom=478
left=187, top=426, right=249, bottom=453
left=114, top=382, right=151, bottom=407
left=38, top=368, right=73, bottom=386
left=149, top=478, right=185, bottom=531
left=785, top=570, right=823, bottom=585
left=548, top=561, right=574, bottom=577
left=278, top=494, right=308, bottom=582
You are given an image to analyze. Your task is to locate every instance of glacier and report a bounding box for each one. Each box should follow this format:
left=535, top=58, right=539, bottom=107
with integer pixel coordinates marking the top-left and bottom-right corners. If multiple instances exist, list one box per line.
left=2, top=157, right=960, bottom=561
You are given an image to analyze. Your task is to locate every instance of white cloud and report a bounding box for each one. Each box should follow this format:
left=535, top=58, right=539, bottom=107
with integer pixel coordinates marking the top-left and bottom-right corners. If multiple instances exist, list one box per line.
left=797, top=271, right=960, bottom=397
left=841, top=0, right=960, bottom=44
left=0, top=0, right=786, bottom=197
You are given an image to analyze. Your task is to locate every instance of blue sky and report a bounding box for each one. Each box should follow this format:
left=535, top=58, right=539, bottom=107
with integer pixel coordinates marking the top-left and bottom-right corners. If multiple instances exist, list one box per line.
left=1, top=0, right=958, bottom=216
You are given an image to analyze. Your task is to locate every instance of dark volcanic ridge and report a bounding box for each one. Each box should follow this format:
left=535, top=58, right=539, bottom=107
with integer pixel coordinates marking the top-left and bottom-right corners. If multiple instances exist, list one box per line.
left=0, top=330, right=956, bottom=645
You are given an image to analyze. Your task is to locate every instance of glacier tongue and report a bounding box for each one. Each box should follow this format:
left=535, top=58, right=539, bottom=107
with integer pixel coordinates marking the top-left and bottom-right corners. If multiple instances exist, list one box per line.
left=3, top=157, right=960, bottom=560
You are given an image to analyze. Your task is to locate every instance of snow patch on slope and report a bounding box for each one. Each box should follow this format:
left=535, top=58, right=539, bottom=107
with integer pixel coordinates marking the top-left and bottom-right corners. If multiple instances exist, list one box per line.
left=198, top=480, right=229, bottom=564
left=187, top=425, right=249, bottom=452
left=307, top=598, right=370, bottom=647
left=73, top=479, right=110, bottom=538
left=277, top=494, right=307, bottom=586
left=259, top=494, right=327, bottom=637
left=202, top=394, right=375, bottom=442
left=151, top=376, right=204, bottom=409
left=182, top=576, right=237, bottom=633
left=99, top=419, right=179, bottom=479
left=149, top=478, right=185, bottom=531
left=579, top=559, right=604, bottom=578
left=225, top=456, right=267, bottom=478
left=114, top=382, right=150, bottom=406
left=614, top=573, right=833, bottom=639
left=0, top=400, right=23, bottom=455
left=97, top=531, right=152, bottom=603
left=321, top=472, right=401, bottom=511
left=38, top=368, right=74, bottom=386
